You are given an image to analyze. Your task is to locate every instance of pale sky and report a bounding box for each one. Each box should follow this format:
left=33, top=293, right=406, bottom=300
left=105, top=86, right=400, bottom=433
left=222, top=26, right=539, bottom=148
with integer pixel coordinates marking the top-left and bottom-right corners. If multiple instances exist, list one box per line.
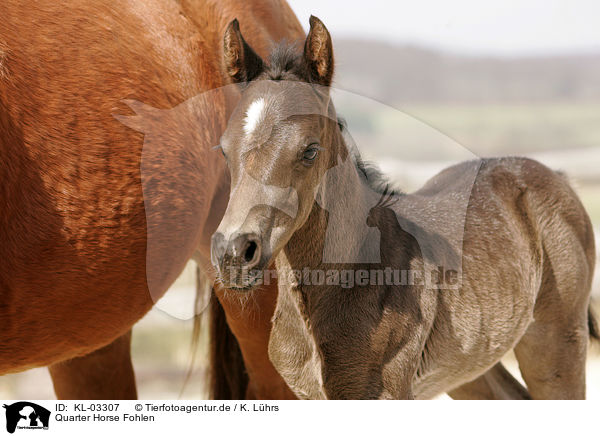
left=287, top=0, right=600, bottom=56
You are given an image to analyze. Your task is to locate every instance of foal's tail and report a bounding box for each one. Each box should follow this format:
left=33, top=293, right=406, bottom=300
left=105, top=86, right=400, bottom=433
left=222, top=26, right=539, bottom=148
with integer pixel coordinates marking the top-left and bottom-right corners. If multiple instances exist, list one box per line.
left=208, top=291, right=249, bottom=399
left=589, top=305, right=600, bottom=342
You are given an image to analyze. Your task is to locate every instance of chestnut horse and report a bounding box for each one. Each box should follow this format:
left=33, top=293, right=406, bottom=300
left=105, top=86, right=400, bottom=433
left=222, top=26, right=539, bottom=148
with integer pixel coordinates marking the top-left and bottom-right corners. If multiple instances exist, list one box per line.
left=0, top=0, right=301, bottom=399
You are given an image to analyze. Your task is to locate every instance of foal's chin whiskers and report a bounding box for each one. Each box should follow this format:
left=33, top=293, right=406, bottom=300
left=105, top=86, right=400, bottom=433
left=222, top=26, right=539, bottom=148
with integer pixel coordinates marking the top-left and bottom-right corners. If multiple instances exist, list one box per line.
left=211, top=278, right=268, bottom=322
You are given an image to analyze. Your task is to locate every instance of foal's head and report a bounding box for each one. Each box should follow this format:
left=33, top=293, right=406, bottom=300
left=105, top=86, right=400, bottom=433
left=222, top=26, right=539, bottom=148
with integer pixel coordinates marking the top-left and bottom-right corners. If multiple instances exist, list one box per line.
left=211, top=16, right=345, bottom=289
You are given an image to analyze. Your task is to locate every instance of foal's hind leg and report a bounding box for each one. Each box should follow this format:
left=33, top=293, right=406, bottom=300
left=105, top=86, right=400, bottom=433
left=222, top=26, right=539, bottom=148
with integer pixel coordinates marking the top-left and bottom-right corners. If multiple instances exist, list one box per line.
left=448, top=363, right=530, bottom=399
left=512, top=249, right=591, bottom=399
left=513, top=318, right=588, bottom=399
left=49, top=330, right=136, bottom=399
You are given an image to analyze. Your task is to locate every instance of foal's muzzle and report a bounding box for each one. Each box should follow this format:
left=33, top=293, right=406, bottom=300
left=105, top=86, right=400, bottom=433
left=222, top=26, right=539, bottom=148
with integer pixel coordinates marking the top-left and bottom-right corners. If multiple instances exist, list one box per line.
left=211, top=231, right=264, bottom=289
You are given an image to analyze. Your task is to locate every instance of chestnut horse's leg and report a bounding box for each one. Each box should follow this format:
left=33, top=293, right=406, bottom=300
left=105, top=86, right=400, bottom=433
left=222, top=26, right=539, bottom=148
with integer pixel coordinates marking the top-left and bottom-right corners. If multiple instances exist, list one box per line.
left=213, top=283, right=297, bottom=400
left=448, top=362, right=531, bottom=400
left=48, top=330, right=136, bottom=400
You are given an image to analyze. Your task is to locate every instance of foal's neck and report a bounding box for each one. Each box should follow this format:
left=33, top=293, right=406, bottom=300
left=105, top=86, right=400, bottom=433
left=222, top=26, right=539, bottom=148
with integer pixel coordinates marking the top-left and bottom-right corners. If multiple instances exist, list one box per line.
left=287, top=150, right=383, bottom=269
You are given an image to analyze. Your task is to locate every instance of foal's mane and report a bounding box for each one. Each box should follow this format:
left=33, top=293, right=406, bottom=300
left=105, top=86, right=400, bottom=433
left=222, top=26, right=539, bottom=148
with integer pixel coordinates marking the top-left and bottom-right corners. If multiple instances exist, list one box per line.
left=263, top=43, right=309, bottom=82
left=262, top=43, right=403, bottom=198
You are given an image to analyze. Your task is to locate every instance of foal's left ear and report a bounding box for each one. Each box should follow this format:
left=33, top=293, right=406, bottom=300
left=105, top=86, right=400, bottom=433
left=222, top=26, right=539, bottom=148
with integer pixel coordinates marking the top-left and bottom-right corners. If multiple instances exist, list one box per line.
left=304, top=16, right=334, bottom=87
left=223, top=19, right=265, bottom=84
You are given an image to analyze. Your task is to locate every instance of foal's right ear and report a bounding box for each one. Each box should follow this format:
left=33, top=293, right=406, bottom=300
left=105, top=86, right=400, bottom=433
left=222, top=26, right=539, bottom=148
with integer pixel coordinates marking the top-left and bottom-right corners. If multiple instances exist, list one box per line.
left=223, top=19, right=264, bottom=84
left=304, top=16, right=334, bottom=87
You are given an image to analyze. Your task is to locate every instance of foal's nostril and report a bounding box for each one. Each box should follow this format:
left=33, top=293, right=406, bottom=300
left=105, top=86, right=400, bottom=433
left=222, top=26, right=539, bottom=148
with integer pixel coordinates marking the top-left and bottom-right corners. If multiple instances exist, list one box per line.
left=244, top=240, right=258, bottom=263
left=229, top=233, right=261, bottom=268
left=214, top=232, right=263, bottom=287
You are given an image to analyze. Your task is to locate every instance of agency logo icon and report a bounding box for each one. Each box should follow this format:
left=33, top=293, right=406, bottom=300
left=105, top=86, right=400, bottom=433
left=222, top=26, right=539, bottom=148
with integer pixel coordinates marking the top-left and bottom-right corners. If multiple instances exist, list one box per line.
left=2, top=402, right=50, bottom=434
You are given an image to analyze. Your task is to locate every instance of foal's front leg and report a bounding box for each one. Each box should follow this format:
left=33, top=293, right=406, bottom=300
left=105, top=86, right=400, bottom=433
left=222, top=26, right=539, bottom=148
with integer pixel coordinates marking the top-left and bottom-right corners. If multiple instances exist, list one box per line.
left=317, top=306, right=429, bottom=399
left=319, top=334, right=421, bottom=399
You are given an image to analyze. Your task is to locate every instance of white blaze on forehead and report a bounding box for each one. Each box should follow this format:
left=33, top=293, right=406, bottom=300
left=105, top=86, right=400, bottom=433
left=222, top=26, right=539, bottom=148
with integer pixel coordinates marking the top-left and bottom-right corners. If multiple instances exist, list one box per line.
left=243, top=97, right=266, bottom=135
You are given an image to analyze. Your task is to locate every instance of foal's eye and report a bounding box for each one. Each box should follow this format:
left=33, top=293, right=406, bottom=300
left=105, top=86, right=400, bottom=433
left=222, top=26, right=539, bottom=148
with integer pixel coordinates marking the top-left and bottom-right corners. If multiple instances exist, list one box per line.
left=302, top=145, right=320, bottom=164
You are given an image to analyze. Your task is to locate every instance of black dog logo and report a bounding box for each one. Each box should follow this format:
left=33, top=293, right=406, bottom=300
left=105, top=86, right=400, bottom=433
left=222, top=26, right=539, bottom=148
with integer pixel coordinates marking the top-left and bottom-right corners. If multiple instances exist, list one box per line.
left=3, top=402, right=50, bottom=433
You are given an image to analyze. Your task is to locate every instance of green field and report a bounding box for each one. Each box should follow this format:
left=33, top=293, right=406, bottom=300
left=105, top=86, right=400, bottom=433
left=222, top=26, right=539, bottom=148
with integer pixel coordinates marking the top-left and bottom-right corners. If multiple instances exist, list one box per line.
left=397, top=103, right=600, bottom=156
left=336, top=101, right=600, bottom=161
